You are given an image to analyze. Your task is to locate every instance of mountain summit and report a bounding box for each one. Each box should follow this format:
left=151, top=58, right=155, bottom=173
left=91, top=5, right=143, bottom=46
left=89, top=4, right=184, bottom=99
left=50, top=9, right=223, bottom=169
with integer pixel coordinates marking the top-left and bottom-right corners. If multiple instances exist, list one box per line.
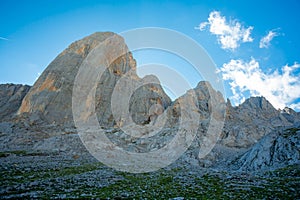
left=17, top=32, right=171, bottom=127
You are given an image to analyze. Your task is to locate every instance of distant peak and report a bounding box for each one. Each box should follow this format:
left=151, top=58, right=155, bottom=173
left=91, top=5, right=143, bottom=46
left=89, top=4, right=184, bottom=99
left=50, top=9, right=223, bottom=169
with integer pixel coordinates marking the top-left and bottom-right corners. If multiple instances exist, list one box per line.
left=240, top=96, right=275, bottom=110
left=196, top=81, right=212, bottom=89
left=84, top=32, right=116, bottom=41
left=226, top=98, right=232, bottom=107
left=281, top=107, right=297, bottom=115
left=60, top=32, right=123, bottom=58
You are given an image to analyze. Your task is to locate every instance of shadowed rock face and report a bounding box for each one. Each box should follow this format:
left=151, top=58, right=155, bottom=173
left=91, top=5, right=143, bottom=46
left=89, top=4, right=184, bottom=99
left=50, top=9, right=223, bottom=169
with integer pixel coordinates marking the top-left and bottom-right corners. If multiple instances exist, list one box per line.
left=234, top=125, right=300, bottom=171
left=0, top=84, right=30, bottom=121
left=221, top=96, right=296, bottom=148
left=18, top=32, right=171, bottom=127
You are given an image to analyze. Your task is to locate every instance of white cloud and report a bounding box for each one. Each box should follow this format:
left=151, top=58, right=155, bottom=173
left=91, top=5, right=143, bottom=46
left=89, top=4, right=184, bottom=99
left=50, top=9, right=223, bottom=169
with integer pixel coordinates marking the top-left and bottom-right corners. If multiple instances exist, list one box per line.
left=259, top=30, right=279, bottom=48
left=290, top=102, right=300, bottom=111
left=218, top=58, right=300, bottom=110
left=0, top=36, right=9, bottom=41
left=196, top=11, right=253, bottom=50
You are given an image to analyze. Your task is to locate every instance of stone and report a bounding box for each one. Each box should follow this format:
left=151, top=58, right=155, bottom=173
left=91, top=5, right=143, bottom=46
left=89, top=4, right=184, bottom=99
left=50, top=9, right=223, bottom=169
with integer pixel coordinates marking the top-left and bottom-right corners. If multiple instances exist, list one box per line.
left=221, top=96, right=294, bottom=148
left=0, top=84, right=30, bottom=121
left=280, top=107, right=300, bottom=124
left=234, top=125, right=300, bottom=171
left=17, top=32, right=171, bottom=128
left=0, top=122, right=13, bottom=134
left=18, top=32, right=117, bottom=126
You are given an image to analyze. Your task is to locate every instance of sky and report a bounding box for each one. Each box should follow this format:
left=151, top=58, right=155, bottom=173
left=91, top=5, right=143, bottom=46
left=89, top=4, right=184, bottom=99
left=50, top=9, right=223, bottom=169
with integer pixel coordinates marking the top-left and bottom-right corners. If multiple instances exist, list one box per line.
left=1, top=0, right=300, bottom=110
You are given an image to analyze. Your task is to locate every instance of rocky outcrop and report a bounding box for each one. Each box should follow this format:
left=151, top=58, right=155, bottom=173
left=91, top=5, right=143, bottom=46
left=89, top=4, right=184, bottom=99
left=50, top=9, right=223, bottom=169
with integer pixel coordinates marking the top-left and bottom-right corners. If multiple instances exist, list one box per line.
left=221, top=97, right=293, bottom=148
left=18, top=32, right=171, bottom=127
left=0, top=84, right=30, bottom=121
left=18, top=32, right=115, bottom=125
left=165, top=81, right=225, bottom=126
left=280, top=107, right=300, bottom=124
left=157, top=81, right=227, bottom=168
left=234, top=125, right=300, bottom=171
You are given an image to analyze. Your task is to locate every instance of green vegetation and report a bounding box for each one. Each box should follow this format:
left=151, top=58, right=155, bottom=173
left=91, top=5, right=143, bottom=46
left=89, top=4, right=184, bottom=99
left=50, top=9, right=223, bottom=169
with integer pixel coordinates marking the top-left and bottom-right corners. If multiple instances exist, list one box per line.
left=0, top=163, right=103, bottom=186
left=0, top=150, right=27, bottom=157
left=1, top=161, right=299, bottom=199
left=0, top=150, right=55, bottom=157
left=283, top=127, right=300, bottom=138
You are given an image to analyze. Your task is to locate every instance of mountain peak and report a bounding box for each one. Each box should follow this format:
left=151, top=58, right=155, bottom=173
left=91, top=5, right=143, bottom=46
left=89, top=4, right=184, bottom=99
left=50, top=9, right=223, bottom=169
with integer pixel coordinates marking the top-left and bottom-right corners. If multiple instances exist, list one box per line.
left=17, top=32, right=170, bottom=127
left=240, top=96, right=275, bottom=111
left=59, top=32, right=117, bottom=58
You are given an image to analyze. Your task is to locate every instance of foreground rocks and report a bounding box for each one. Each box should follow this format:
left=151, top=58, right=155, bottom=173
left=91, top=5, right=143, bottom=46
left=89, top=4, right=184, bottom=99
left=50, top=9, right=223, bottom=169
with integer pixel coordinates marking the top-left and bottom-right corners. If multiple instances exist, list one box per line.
left=0, top=123, right=299, bottom=199
left=1, top=154, right=299, bottom=199
left=0, top=99, right=299, bottom=198
left=234, top=125, right=300, bottom=171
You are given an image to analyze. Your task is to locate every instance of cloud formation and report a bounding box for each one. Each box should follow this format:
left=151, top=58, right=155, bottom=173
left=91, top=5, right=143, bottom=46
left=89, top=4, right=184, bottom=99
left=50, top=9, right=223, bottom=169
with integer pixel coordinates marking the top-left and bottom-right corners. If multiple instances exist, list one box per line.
left=218, top=58, right=300, bottom=110
left=0, top=36, right=9, bottom=41
left=196, top=11, right=253, bottom=50
left=259, top=30, right=279, bottom=48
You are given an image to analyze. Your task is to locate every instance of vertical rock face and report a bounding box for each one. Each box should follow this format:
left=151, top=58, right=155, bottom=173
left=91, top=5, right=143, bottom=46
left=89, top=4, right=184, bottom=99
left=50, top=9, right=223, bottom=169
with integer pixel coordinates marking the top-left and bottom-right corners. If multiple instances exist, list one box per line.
left=168, top=81, right=225, bottom=120
left=128, top=78, right=171, bottom=125
left=18, top=32, right=171, bottom=127
left=18, top=32, right=116, bottom=125
left=0, top=84, right=30, bottom=121
left=186, top=81, right=226, bottom=150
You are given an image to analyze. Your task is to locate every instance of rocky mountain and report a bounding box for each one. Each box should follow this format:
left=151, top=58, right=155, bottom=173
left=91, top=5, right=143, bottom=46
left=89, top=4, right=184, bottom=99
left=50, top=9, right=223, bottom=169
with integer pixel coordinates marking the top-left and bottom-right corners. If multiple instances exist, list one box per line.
left=0, top=31, right=299, bottom=198
left=0, top=84, right=30, bottom=122
left=0, top=32, right=299, bottom=169
left=221, top=96, right=296, bottom=148
left=17, top=32, right=171, bottom=128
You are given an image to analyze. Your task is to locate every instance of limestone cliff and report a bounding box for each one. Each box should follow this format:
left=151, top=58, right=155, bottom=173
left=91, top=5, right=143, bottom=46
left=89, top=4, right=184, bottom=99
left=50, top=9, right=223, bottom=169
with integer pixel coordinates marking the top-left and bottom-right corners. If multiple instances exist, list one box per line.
left=0, top=84, right=30, bottom=121
left=18, top=32, right=171, bottom=127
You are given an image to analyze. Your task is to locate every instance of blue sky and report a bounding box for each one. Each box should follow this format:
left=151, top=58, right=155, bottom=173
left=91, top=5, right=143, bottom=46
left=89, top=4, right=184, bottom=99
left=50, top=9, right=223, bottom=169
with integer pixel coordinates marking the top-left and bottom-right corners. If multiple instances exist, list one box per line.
left=1, top=0, right=300, bottom=110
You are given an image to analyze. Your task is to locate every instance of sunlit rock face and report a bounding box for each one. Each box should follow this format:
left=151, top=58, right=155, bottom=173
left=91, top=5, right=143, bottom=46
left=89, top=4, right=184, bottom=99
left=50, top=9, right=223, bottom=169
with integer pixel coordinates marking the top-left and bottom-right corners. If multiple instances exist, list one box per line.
left=18, top=32, right=171, bottom=127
